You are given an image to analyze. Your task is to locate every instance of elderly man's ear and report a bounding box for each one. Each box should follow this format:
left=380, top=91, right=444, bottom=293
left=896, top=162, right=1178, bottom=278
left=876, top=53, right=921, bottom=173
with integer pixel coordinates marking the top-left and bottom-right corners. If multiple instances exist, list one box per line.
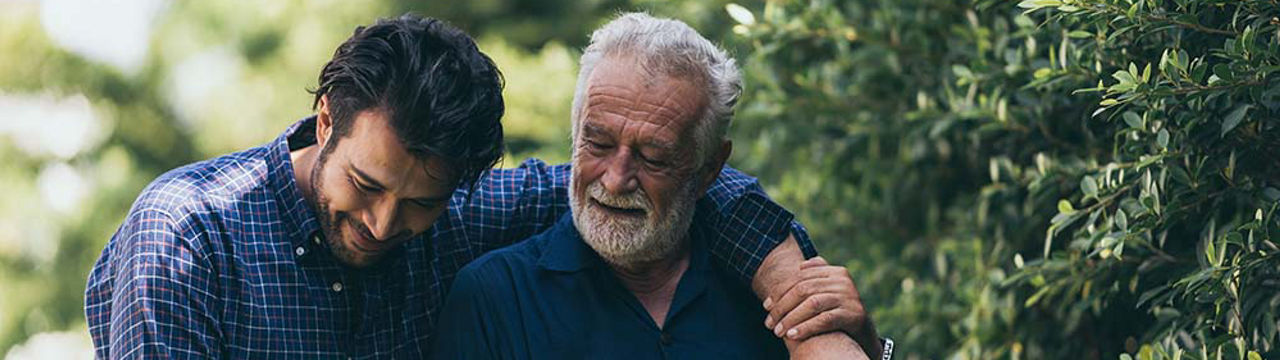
left=698, top=140, right=733, bottom=193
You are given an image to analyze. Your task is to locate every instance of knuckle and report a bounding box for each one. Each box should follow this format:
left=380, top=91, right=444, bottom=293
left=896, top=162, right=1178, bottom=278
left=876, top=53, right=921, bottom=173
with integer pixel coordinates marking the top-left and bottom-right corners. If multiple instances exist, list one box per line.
left=816, top=311, right=837, bottom=326
left=804, top=296, right=826, bottom=312
left=798, top=280, right=817, bottom=295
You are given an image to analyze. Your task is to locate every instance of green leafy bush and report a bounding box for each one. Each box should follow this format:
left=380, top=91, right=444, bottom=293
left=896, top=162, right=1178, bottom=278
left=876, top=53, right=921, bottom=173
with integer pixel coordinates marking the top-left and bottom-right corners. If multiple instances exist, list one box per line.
left=728, top=0, right=1279, bottom=358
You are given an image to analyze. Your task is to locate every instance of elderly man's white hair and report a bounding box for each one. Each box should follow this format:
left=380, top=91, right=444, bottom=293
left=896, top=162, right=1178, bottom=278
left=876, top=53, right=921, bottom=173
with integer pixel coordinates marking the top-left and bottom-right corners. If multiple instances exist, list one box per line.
left=570, top=12, right=742, bottom=165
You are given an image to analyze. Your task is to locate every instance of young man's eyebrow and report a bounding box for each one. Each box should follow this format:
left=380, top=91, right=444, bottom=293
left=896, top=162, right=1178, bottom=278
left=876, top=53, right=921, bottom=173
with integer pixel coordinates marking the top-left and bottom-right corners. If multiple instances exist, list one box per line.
left=354, top=162, right=453, bottom=203
left=350, top=165, right=387, bottom=190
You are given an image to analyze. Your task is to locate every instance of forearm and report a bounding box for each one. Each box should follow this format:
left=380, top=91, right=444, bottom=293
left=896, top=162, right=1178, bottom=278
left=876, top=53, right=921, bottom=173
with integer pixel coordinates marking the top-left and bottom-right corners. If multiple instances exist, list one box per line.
left=753, top=235, right=863, bottom=355
left=789, top=333, right=869, bottom=360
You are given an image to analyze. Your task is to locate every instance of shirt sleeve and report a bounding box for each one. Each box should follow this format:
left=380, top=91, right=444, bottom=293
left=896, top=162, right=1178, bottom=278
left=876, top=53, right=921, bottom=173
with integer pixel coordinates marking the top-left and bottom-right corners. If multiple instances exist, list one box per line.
left=442, top=158, right=568, bottom=256
left=695, top=166, right=818, bottom=285
left=449, top=159, right=816, bottom=284
left=98, top=207, right=221, bottom=359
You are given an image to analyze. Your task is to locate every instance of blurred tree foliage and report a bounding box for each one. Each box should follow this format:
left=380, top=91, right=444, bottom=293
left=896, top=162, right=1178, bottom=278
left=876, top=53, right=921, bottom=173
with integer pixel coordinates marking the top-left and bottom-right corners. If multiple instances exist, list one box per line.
left=729, top=0, right=1279, bottom=358
left=1, top=0, right=1277, bottom=358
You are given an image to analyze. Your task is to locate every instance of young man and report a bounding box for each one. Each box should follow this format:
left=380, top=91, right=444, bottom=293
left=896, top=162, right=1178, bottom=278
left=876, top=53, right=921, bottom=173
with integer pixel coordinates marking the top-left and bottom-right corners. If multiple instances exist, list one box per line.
left=85, top=14, right=884, bottom=359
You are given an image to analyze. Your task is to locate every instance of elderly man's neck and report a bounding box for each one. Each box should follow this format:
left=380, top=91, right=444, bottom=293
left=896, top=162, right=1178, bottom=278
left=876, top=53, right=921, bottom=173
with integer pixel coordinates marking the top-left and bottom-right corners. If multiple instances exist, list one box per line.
left=606, top=243, right=691, bottom=328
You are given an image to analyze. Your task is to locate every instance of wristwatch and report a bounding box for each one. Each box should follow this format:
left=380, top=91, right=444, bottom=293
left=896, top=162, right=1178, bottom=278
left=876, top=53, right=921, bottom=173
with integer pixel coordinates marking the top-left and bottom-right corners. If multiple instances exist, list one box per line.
left=880, top=337, right=894, bottom=360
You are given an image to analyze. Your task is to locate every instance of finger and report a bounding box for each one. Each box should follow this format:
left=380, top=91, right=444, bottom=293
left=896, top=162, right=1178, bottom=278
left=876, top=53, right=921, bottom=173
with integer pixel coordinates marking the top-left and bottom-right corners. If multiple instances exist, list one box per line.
left=798, top=266, right=863, bottom=298
left=799, top=256, right=828, bottom=270
left=765, top=277, right=841, bottom=330
left=766, top=262, right=842, bottom=312
left=796, top=264, right=850, bottom=283
left=785, top=309, right=857, bottom=341
left=775, top=293, right=840, bottom=337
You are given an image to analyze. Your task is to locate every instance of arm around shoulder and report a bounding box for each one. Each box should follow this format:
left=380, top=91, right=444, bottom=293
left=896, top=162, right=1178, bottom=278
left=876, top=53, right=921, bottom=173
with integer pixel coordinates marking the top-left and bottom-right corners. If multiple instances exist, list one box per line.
left=94, top=204, right=221, bottom=359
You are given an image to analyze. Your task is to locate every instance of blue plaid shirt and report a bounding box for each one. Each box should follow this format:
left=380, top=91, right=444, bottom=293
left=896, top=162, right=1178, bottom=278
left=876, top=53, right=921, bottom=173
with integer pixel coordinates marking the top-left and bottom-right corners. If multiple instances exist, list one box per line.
left=85, top=117, right=815, bottom=359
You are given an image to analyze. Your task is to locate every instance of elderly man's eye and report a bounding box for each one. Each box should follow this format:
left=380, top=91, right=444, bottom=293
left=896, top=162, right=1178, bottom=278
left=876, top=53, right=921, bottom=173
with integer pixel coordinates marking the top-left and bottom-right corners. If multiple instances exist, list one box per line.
left=586, top=140, right=611, bottom=150
left=641, top=155, right=668, bottom=167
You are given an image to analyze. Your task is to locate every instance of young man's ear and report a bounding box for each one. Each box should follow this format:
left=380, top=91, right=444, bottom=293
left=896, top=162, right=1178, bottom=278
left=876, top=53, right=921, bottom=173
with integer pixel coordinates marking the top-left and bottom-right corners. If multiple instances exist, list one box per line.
left=697, top=140, right=733, bottom=193
left=315, top=94, right=334, bottom=148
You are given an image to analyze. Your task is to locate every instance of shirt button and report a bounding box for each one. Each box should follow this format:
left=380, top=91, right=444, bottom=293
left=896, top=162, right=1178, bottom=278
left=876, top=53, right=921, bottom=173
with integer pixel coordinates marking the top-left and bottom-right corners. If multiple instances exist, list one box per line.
left=660, top=332, right=673, bottom=346
left=331, top=282, right=344, bottom=292
left=294, top=246, right=307, bottom=256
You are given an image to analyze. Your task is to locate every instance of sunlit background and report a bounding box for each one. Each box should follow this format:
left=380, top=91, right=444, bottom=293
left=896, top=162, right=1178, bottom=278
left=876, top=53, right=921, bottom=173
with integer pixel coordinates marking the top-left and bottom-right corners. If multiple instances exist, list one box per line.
left=6, top=0, right=1277, bottom=358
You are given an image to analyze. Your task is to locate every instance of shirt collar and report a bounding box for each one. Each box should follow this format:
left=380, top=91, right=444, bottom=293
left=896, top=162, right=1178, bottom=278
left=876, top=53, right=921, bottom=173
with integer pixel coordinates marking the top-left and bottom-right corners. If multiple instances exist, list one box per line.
left=536, top=213, right=605, bottom=272
left=537, top=211, right=714, bottom=323
left=266, top=116, right=323, bottom=248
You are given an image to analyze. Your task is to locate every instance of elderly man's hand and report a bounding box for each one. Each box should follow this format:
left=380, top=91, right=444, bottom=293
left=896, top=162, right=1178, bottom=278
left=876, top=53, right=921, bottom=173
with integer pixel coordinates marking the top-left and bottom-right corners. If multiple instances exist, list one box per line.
left=764, top=256, right=882, bottom=358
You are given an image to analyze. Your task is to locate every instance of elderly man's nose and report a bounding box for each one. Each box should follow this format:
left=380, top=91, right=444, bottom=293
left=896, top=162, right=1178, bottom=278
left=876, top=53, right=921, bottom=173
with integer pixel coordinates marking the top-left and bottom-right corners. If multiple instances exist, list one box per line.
left=601, top=152, right=639, bottom=194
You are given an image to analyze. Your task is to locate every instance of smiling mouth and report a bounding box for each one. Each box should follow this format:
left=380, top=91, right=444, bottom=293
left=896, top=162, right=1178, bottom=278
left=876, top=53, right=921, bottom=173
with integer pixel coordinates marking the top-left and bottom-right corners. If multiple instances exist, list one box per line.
left=590, top=198, right=647, bottom=218
left=347, top=222, right=391, bottom=253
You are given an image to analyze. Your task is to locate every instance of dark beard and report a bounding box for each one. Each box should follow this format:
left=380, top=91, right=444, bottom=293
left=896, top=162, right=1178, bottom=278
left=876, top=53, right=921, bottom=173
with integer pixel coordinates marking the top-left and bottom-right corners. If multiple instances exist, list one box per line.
left=308, top=140, right=365, bottom=268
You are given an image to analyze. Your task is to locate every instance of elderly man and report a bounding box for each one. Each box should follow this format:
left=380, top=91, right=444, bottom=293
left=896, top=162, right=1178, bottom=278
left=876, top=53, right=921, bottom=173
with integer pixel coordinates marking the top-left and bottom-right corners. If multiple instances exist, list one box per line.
left=431, top=13, right=883, bottom=359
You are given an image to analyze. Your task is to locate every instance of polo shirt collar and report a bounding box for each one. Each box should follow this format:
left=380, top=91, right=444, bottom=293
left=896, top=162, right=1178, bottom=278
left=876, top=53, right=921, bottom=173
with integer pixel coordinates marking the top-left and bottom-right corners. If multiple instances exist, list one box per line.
left=537, top=213, right=606, bottom=272
left=537, top=211, right=716, bottom=325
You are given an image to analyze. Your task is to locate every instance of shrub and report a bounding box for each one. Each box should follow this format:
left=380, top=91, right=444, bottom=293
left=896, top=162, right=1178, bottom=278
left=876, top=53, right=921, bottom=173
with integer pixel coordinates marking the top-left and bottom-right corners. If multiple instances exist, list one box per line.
left=728, top=0, right=1279, bottom=358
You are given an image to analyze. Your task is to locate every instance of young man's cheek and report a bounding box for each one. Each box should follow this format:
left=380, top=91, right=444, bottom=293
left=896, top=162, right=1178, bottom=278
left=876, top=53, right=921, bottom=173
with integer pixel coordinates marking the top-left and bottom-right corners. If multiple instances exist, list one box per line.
left=320, top=180, right=368, bottom=213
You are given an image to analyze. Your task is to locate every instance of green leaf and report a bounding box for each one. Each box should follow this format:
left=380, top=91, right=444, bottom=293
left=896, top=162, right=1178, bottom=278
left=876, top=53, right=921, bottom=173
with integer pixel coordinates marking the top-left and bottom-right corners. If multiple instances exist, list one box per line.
left=1058, top=199, right=1075, bottom=214
left=1067, top=30, right=1092, bottom=38
left=1157, top=129, right=1169, bottom=149
left=1100, top=99, right=1119, bottom=106
left=1024, top=286, right=1050, bottom=307
left=1017, top=0, right=1061, bottom=10
left=1212, top=63, right=1234, bottom=82
left=1220, top=104, right=1251, bottom=137
left=1123, top=111, right=1143, bottom=129
left=1081, top=175, right=1098, bottom=198
left=1205, top=236, right=1217, bottom=265
left=725, top=4, right=756, bottom=25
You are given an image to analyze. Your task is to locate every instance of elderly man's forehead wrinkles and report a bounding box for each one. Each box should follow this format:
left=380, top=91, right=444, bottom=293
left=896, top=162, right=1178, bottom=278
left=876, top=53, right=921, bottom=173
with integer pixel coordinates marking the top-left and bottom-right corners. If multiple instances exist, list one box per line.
left=586, top=86, right=694, bottom=128
left=584, top=115, right=682, bottom=153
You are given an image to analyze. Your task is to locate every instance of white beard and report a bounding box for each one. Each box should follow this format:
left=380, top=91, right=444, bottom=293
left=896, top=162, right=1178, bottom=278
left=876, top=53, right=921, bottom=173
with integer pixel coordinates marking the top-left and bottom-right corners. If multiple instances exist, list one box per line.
left=569, top=163, right=698, bottom=269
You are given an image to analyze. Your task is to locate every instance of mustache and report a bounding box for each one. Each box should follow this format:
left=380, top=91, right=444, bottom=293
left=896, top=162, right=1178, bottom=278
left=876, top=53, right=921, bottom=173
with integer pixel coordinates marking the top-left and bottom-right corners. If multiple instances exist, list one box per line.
left=340, top=212, right=408, bottom=244
left=587, top=181, right=651, bottom=212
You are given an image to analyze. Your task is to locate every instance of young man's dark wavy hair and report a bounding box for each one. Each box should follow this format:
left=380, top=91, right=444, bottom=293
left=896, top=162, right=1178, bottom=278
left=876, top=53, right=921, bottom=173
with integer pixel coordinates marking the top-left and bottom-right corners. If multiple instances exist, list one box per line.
left=310, top=14, right=504, bottom=189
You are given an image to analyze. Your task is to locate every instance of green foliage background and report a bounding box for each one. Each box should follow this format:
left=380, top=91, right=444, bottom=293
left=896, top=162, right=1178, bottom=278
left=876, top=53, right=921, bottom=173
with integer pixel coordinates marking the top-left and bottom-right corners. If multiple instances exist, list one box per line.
left=0, top=0, right=1276, bottom=358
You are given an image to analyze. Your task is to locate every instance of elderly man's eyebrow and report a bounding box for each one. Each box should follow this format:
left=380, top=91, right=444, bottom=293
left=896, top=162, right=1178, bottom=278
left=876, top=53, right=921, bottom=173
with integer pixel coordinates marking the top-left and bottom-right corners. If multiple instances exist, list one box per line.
left=643, top=138, right=679, bottom=154
left=582, top=122, right=613, bottom=139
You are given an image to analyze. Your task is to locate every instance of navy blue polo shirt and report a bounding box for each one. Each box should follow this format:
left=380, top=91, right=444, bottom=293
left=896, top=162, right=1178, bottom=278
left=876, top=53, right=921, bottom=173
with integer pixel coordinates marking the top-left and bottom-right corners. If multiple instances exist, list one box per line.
left=431, top=213, right=788, bottom=359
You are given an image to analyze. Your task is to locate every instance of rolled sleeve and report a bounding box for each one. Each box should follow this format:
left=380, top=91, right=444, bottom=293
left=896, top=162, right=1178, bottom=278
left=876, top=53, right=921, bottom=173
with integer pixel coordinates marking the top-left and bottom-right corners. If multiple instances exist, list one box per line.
left=699, top=166, right=818, bottom=285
